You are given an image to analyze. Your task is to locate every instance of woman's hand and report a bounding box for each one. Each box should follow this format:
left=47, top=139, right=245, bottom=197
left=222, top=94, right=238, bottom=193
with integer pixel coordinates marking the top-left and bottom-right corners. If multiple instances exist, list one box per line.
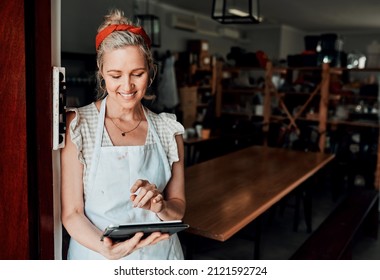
left=101, top=232, right=169, bottom=260
left=130, top=179, right=165, bottom=213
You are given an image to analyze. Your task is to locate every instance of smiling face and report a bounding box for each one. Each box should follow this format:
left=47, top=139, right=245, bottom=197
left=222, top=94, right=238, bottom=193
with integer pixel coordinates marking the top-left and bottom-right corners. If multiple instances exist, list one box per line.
left=101, top=45, right=149, bottom=110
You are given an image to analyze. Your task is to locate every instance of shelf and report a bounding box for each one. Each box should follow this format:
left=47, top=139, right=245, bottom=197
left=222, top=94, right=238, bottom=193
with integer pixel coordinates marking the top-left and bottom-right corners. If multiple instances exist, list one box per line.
left=177, top=56, right=220, bottom=128
left=197, top=86, right=212, bottom=90
left=221, top=111, right=264, bottom=119
left=197, top=103, right=209, bottom=108
left=273, top=66, right=380, bottom=74
left=215, top=61, right=380, bottom=189
left=276, top=66, right=322, bottom=71
left=271, top=115, right=379, bottom=128
left=222, top=66, right=265, bottom=72
left=223, top=87, right=264, bottom=94
left=270, top=115, right=319, bottom=122
left=331, top=67, right=380, bottom=73
left=328, top=119, right=380, bottom=128
left=329, top=94, right=378, bottom=101
left=279, top=91, right=319, bottom=96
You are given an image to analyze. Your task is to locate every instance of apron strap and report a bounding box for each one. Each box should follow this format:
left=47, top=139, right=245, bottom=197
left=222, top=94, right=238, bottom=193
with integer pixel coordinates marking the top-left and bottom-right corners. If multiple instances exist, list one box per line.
left=144, top=109, right=172, bottom=176
left=95, top=96, right=107, bottom=148
left=87, top=97, right=107, bottom=188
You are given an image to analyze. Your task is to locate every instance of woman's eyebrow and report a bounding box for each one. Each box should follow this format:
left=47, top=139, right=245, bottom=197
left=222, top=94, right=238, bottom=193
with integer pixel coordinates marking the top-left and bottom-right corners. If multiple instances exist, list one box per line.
left=106, top=67, right=146, bottom=73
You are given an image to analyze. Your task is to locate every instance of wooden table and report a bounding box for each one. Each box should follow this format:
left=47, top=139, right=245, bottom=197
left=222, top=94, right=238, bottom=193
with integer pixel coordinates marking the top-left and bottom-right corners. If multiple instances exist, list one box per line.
left=182, top=145, right=335, bottom=258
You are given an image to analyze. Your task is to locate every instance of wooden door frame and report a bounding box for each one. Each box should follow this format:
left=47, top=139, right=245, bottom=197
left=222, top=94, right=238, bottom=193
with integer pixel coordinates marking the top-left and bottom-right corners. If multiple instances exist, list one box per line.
left=0, top=0, right=54, bottom=259
left=30, top=0, right=55, bottom=260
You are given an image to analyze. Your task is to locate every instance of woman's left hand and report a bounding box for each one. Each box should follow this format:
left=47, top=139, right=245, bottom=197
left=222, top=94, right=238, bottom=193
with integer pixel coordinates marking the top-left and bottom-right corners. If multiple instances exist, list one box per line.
left=130, top=179, right=165, bottom=213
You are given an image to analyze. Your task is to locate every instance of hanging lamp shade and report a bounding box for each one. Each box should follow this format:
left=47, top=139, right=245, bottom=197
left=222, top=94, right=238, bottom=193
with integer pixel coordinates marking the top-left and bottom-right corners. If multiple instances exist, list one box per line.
left=211, top=0, right=261, bottom=24
left=135, top=14, right=161, bottom=47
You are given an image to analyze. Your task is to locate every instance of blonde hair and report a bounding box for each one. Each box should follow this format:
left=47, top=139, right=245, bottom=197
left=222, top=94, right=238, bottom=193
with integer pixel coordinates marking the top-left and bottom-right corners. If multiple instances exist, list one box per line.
left=95, top=9, right=156, bottom=100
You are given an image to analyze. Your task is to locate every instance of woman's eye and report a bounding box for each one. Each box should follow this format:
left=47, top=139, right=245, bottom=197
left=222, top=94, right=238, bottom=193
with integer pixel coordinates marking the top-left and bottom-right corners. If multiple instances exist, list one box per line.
left=132, top=73, right=144, bottom=77
left=111, top=76, right=121, bottom=79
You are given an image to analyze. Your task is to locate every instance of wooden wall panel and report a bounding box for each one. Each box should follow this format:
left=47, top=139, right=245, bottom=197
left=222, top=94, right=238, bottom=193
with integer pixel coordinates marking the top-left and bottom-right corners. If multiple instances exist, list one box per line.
left=0, top=0, right=54, bottom=259
left=0, top=0, right=29, bottom=259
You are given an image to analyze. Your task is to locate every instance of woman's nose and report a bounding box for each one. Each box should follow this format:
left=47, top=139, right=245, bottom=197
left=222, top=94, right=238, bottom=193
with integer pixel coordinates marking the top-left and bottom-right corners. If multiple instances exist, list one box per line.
left=121, top=77, right=135, bottom=92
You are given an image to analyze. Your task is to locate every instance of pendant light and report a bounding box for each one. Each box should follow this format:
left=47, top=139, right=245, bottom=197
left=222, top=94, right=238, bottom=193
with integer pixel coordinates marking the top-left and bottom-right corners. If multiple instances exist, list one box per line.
left=211, top=0, right=261, bottom=24
left=135, top=1, right=161, bottom=47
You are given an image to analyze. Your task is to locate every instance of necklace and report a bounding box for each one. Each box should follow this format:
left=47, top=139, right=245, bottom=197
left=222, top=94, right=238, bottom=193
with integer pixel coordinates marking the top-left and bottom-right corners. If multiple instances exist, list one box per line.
left=109, top=115, right=142, bottom=136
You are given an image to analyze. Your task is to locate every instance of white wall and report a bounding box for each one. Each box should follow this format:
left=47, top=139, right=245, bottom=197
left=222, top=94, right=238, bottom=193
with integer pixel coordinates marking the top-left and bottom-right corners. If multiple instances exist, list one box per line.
left=340, top=31, right=380, bottom=56
left=62, top=0, right=135, bottom=54
left=61, top=0, right=380, bottom=63
left=61, top=0, right=297, bottom=61
left=279, top=25, right=305, bottom=60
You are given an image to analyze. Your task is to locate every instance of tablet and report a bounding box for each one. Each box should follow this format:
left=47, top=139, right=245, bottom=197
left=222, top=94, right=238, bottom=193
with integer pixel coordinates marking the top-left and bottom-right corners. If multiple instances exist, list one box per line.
left=101, top=220, right=189, bottom=242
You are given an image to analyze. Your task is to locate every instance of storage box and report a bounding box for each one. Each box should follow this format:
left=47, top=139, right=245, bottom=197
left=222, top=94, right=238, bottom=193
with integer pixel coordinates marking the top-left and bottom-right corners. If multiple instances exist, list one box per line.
left=182, top=110, right=197, bottom=128
left=179, top=86, right=197, bottom=107
left=179, top=86, right=198, bottom=128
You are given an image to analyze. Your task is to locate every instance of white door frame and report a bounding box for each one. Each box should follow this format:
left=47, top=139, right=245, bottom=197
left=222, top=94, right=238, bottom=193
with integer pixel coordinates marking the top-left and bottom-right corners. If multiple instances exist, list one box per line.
left=51, top=0, right=62, bottom=260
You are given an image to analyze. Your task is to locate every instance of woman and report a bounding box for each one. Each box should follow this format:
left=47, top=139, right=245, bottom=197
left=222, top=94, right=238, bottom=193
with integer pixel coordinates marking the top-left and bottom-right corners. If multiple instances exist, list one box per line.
left=61, top=9, right=186, bottom=260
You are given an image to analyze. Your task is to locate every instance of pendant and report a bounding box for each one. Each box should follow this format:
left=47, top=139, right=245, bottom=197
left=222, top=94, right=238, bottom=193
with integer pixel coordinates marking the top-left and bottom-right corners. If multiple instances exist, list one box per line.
left=121, top=132, right=126, bottom=136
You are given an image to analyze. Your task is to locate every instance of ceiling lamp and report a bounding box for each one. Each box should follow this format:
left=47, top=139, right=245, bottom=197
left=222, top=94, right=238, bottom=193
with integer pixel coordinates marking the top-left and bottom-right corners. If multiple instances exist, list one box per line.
left=135, top=14, right=161, bottom=47
left=135, top=1, right=160, bottom=47
left=211, top=0, right=262, bottom=24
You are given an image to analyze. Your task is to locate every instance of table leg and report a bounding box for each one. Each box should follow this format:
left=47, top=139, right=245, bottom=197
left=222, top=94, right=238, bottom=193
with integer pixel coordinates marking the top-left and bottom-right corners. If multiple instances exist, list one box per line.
left=185, top=144, right=196, bottom=166
left=253, top=218, right=262, bottom=259
left=180, top=232, right=195, bottom=260
left=303, top=187, right=313, bottom=233
left=293, top=190, right=301, bottom=232
left=293, top=184, right=313, bottom=233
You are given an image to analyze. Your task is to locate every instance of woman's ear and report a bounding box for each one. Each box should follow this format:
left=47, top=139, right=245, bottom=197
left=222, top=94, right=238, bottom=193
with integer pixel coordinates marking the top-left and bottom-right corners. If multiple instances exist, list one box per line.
left=100, top=78, right=106, bottom=90
left=149, top=64, right=157, bottom=87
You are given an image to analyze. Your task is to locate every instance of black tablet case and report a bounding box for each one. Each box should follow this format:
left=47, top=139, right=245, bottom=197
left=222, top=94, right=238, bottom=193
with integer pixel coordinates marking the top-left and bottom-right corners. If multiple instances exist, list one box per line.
left=101, top=221, right=189, bottom=242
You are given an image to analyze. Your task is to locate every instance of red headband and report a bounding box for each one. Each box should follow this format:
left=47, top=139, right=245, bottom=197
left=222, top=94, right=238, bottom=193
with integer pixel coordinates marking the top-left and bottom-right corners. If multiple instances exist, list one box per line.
left=95, top=24, right=151, bottom=50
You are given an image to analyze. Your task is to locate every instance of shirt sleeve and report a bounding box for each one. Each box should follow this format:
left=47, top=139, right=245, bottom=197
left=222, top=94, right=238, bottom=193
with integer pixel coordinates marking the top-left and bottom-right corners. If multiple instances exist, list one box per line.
left=67, top=107, right=85, bottom=165
left=156, top=112, right=185, bottom=167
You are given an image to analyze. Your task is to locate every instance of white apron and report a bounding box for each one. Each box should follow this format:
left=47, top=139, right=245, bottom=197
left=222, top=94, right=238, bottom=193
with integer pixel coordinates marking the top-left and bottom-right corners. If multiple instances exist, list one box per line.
left=67, top=97, right=184, bottom=260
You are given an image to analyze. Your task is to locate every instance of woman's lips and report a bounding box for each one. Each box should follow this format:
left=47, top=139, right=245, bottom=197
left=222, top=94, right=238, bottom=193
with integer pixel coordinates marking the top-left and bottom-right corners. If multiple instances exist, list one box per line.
left=119, top=91, right=137, bottom=97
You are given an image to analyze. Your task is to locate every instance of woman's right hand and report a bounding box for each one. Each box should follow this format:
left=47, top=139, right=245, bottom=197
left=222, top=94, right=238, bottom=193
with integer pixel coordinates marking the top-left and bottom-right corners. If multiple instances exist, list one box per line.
left=100, top=232, right=169, bottom=260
